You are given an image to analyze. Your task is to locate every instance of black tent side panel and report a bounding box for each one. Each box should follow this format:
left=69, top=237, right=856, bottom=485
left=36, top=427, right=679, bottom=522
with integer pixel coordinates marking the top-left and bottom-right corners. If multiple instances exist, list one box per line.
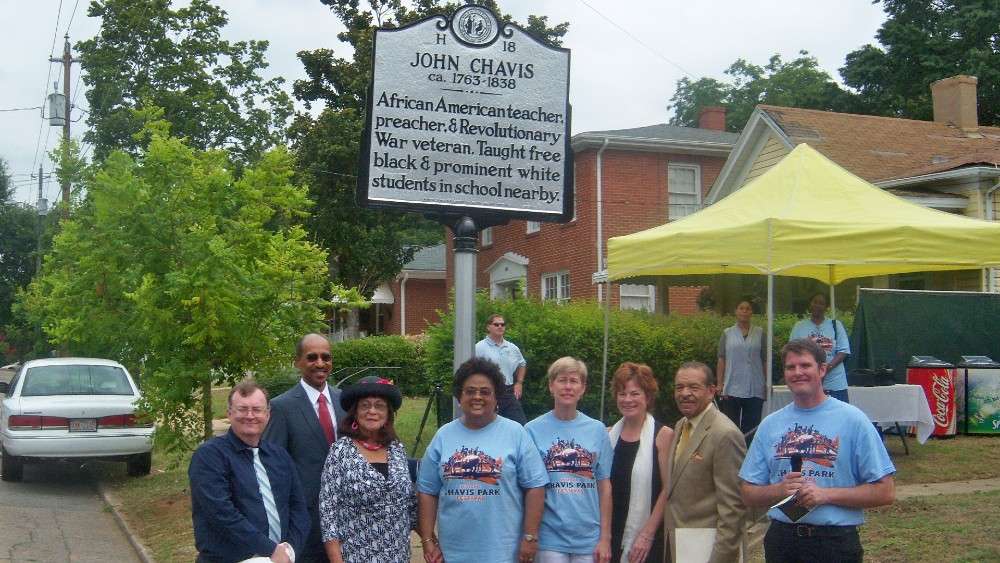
left=850, top=288, right=1000, bottom=383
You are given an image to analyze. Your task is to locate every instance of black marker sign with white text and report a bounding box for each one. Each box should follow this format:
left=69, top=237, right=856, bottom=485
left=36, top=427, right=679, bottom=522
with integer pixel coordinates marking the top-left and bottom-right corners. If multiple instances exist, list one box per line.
left=359, top=5, right=573, bottom=222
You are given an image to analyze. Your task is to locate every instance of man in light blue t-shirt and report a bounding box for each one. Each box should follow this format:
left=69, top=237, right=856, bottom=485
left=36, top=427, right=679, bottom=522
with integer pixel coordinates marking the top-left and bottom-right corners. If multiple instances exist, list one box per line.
left=475, top=314, right=528, bottom=424
left=789, top=293, right=850, bottom=403
left=739, top=339, right=895, bottom=563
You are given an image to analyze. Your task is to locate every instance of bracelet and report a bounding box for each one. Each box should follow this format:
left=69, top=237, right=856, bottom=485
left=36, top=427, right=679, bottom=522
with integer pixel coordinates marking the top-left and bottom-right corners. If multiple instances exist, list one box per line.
left=421, top=537, right=438, bottom=546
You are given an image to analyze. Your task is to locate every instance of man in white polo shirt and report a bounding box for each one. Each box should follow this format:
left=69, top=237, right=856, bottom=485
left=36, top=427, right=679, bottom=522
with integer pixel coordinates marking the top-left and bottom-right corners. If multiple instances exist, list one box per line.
left=475, top=313, right=528, bottom=424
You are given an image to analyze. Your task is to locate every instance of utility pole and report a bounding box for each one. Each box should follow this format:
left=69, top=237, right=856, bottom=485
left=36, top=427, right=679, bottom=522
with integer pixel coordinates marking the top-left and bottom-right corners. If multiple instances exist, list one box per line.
left=49, top=34, right=81, bottom=208
left=30, top=166, right=51, bottom=275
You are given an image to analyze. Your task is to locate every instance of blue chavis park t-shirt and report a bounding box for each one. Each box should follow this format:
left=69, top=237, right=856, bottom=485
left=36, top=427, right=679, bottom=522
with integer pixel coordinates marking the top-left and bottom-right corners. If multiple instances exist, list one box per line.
left=739, top=397, right=895, bottom=526
left=525, top=410, right=613, bottom=554
left=417, top=415, right=549, bottom=563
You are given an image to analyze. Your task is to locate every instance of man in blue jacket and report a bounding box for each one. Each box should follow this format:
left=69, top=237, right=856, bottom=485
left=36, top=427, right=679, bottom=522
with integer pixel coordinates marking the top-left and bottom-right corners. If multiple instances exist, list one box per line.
left=190, top=380, right=309, bottom=563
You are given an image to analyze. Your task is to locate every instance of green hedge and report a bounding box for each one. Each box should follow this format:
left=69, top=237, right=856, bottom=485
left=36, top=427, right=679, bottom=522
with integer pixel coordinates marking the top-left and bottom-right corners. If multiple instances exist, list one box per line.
left=250, top=336, right=430, bottom=399
left=328, top=335, right=426, bottom=396
left=424, top=293, right=852, bottom=426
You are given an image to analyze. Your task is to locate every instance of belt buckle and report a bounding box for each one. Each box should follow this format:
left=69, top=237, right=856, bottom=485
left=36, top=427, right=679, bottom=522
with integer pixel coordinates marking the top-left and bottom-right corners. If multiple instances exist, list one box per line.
left=794, top=524, right=813, bottom=538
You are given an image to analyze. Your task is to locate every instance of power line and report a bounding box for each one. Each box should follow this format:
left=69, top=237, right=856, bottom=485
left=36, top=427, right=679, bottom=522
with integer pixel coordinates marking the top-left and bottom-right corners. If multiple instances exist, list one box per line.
left=576, top=0, right=697, bottom=79
left=64, top=0, right=82, bottom=36
left=31, top=0, right=67, bottom=174
left=0, top=106, right=43, bottom=112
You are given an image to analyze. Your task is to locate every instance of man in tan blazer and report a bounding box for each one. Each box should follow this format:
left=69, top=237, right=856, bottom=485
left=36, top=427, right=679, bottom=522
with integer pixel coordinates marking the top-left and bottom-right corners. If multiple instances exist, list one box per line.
left=665, top=361, right=747, bottom=563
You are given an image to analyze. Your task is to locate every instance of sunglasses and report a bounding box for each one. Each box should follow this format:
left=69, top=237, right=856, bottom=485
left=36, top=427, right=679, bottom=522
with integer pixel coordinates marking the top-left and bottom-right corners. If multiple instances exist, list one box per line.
left=304, top=352, right=332, bottom=362
left=491, top=322, right=505, bottom=327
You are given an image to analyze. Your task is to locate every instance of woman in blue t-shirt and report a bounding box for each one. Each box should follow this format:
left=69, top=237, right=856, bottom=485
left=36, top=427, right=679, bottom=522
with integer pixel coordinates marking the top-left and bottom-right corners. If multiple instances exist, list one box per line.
left=526, top=357, right=614, bottom=563
left=417, top=357, right=549, bottom=563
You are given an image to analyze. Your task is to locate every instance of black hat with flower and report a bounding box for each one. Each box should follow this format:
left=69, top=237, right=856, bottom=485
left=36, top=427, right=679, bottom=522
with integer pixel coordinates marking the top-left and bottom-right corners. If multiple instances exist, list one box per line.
left=340, top=375, right=403, bottom=411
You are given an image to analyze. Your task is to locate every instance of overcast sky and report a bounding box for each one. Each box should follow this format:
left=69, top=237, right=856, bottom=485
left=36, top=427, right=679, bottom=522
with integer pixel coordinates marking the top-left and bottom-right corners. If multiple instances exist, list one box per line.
left=1, top=0, right=887, bottom=204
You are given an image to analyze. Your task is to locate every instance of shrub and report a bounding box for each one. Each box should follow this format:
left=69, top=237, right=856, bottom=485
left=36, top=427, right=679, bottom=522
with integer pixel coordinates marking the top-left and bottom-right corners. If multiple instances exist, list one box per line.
left=329, top=335, right=426, bottom=395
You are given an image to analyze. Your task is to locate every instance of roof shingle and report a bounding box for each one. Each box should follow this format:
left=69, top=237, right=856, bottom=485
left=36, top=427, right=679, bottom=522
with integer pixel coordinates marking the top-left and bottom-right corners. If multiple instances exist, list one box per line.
left=759, top=105, right=1000, bottom=182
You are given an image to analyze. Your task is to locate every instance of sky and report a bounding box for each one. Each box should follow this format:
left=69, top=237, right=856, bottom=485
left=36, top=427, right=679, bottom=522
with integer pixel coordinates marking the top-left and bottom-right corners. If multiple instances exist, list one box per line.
left=0, top=0, right=888, bottom=205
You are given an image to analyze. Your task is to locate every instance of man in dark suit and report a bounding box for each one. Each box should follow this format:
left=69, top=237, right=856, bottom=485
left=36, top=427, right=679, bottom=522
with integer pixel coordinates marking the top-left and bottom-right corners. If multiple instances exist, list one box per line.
left=665, top=361, right=747, bottom=563
left=264, top=333, right=347, bottom=563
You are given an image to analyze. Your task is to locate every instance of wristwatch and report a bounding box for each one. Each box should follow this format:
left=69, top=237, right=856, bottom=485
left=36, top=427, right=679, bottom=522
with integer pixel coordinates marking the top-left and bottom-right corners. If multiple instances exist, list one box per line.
left=523, top=533, right=538, bottom=543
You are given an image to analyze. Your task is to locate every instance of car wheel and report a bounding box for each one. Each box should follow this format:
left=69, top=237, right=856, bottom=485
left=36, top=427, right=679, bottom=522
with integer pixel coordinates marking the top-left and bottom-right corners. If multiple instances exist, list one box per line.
left=127, top=452, right=151, bottom=477
left=1, top=446, right=24, bottom=482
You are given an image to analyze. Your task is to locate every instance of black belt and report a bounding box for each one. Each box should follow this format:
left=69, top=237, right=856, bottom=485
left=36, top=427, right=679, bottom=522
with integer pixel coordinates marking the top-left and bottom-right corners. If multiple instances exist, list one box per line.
left=771, top=520, right=857, bottom=538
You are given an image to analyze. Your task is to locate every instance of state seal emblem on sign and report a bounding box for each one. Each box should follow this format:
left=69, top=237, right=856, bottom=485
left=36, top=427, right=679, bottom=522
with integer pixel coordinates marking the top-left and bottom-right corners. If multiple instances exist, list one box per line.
left=453, top=5, right=497, bottom=45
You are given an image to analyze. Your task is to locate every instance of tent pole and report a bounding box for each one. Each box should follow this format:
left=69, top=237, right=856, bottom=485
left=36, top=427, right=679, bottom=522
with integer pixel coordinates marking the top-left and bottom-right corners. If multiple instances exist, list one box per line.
left=601, top=281, right=611, bottom=423
left=829, top=265, right=837, bottom=319
left=766, top=273, right=774, bottom=404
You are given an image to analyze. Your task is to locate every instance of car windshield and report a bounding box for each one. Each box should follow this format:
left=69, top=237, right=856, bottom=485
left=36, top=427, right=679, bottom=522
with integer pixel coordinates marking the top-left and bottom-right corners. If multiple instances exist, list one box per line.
left=20, top=365, right=134, bottom=396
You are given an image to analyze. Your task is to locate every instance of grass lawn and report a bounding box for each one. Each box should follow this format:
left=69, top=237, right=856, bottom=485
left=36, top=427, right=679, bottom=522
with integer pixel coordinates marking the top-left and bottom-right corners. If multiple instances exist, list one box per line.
left=862, top=489, right=1000, bottom=562
left=100, top=394, right=440, bottom=562
left=884, top=434, right=1000, bottom=485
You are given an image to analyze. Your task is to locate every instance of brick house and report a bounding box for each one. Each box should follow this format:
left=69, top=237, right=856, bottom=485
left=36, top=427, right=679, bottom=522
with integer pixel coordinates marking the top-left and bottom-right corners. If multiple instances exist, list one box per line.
left=444, top=108, right=739, bottom=314
left=364, top=244, right=446, bottom=337
left=709, top=75, right=1000, bottom=309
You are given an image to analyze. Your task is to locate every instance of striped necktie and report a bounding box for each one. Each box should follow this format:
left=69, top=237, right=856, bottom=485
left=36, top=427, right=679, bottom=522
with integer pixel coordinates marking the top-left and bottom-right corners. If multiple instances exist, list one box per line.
left=251, top=447, right=282, bottom=544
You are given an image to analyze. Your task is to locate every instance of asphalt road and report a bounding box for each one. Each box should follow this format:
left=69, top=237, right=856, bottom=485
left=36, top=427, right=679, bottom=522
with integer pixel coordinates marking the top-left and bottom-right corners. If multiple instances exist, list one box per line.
left=0, top=459, right=140, bottom=562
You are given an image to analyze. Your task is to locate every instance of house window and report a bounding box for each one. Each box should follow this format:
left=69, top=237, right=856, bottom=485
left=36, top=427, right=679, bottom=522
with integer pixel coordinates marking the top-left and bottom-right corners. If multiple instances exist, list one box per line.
left=526, top=220, right=540, bottom=234
left=620, top=284, right=656, bottom=312
left=542, top=271, right=570, bottom=303
left=668, top=163, right=701, bottom=220
left=481, top=227, right=493, bottom=246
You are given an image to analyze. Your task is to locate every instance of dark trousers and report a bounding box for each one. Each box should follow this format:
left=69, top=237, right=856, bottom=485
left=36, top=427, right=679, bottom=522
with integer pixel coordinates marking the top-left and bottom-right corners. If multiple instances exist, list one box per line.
left=764, top=521, right=863, bottom=563
left=720, top=396, right=764, bottom=436
left=498, top=384, right=527, bottom=425
left=826, top=388, right=850, bottom=403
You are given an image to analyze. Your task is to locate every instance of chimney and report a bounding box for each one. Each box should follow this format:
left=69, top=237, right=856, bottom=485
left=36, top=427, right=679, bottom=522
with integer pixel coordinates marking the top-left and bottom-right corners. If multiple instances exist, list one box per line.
left=698, top=106, right=726, bottom=131
left=931, top=75, right=979, bottom=135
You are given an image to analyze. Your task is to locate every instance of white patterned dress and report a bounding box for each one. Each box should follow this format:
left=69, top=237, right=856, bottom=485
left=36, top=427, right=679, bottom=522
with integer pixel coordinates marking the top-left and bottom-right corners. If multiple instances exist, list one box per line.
left=319, top=437, right=417, bottom=562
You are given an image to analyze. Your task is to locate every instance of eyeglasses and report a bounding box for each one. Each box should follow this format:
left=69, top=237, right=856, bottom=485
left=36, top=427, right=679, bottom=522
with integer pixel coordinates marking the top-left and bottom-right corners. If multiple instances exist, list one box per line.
left=462, top=387, right=494, bottom=398
left=231, top=406, right=268, bottom=415
left=358, top=400, right=389, bottom=412
left=491, top=322, right=505, bottom=327
left=304, top=352, right=332, bottom=362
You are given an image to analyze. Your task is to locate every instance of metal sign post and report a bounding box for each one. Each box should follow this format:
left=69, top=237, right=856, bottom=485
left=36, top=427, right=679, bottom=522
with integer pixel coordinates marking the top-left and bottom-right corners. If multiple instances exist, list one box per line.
left=358, top=6, right=572, bottom=417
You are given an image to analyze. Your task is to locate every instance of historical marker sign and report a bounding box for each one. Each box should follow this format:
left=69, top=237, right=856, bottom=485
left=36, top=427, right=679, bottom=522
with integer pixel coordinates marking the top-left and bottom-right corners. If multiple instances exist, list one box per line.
left=359, top=6, right=573, bottom=222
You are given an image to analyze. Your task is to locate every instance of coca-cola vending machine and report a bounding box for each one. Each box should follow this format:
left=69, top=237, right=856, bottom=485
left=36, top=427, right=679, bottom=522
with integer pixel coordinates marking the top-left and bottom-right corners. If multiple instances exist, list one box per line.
left=907, top=356, right=957, bottom=438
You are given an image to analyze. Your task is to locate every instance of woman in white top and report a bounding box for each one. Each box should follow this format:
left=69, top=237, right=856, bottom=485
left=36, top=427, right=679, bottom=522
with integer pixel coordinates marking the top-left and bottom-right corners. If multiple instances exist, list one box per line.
left=717, top=297, right=766, bottom=439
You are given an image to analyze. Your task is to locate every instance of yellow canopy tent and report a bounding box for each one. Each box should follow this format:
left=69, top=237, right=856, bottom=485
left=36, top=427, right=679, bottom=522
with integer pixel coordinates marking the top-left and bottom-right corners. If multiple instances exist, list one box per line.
left=605, top=143, right=1000, bottom=402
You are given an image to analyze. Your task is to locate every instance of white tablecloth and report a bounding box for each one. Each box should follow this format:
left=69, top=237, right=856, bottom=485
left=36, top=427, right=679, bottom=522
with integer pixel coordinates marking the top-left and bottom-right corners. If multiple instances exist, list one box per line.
left=766, top=384, right=935, bottom=444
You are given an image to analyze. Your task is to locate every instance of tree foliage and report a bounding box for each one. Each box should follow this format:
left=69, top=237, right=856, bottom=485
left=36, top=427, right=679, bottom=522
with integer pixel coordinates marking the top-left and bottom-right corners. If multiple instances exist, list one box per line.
left=21, top=116, right=329, bottom=450
left=77, top=0, right=293, bottom=164
left=668, top=52, right=858, bottom=132
left=289, top=1, right=568, bottom=297
left=840, top=0, right=1000, bottom=124
left=0, top=158, right=40, bottom=359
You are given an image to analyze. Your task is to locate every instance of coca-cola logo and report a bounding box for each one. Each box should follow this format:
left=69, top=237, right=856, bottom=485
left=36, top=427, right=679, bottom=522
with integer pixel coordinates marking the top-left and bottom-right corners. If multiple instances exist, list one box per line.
left=930, top=375, right=952, bottom=428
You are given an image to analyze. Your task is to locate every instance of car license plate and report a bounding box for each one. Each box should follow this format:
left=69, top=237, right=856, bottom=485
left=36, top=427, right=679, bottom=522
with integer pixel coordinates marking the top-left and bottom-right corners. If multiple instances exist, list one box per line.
left=70, top=419, right=97, bottom=432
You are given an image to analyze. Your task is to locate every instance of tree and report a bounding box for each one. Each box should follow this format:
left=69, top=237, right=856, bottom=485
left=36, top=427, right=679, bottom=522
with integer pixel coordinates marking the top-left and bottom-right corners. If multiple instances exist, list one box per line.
left=0, top=158, right=39, bottom=360
left=21, top=115, right=329, bottom=450
left=77, top=0, right=293, bottom=164
left=289, top=1, right=568, bottom=306
left=668, top=52, right=859, bottom=132
left=840, top=0, right=1000, bottom=124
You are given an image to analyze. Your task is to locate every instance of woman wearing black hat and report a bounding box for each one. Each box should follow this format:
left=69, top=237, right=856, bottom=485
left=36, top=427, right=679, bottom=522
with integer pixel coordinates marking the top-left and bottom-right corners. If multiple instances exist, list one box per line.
left=318, top=376, right=415, bottom=563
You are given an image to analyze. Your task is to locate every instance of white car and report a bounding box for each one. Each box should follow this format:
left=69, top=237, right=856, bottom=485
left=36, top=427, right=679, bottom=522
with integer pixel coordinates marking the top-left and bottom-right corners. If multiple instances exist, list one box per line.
left=0, top=357, right=154, bottom=481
